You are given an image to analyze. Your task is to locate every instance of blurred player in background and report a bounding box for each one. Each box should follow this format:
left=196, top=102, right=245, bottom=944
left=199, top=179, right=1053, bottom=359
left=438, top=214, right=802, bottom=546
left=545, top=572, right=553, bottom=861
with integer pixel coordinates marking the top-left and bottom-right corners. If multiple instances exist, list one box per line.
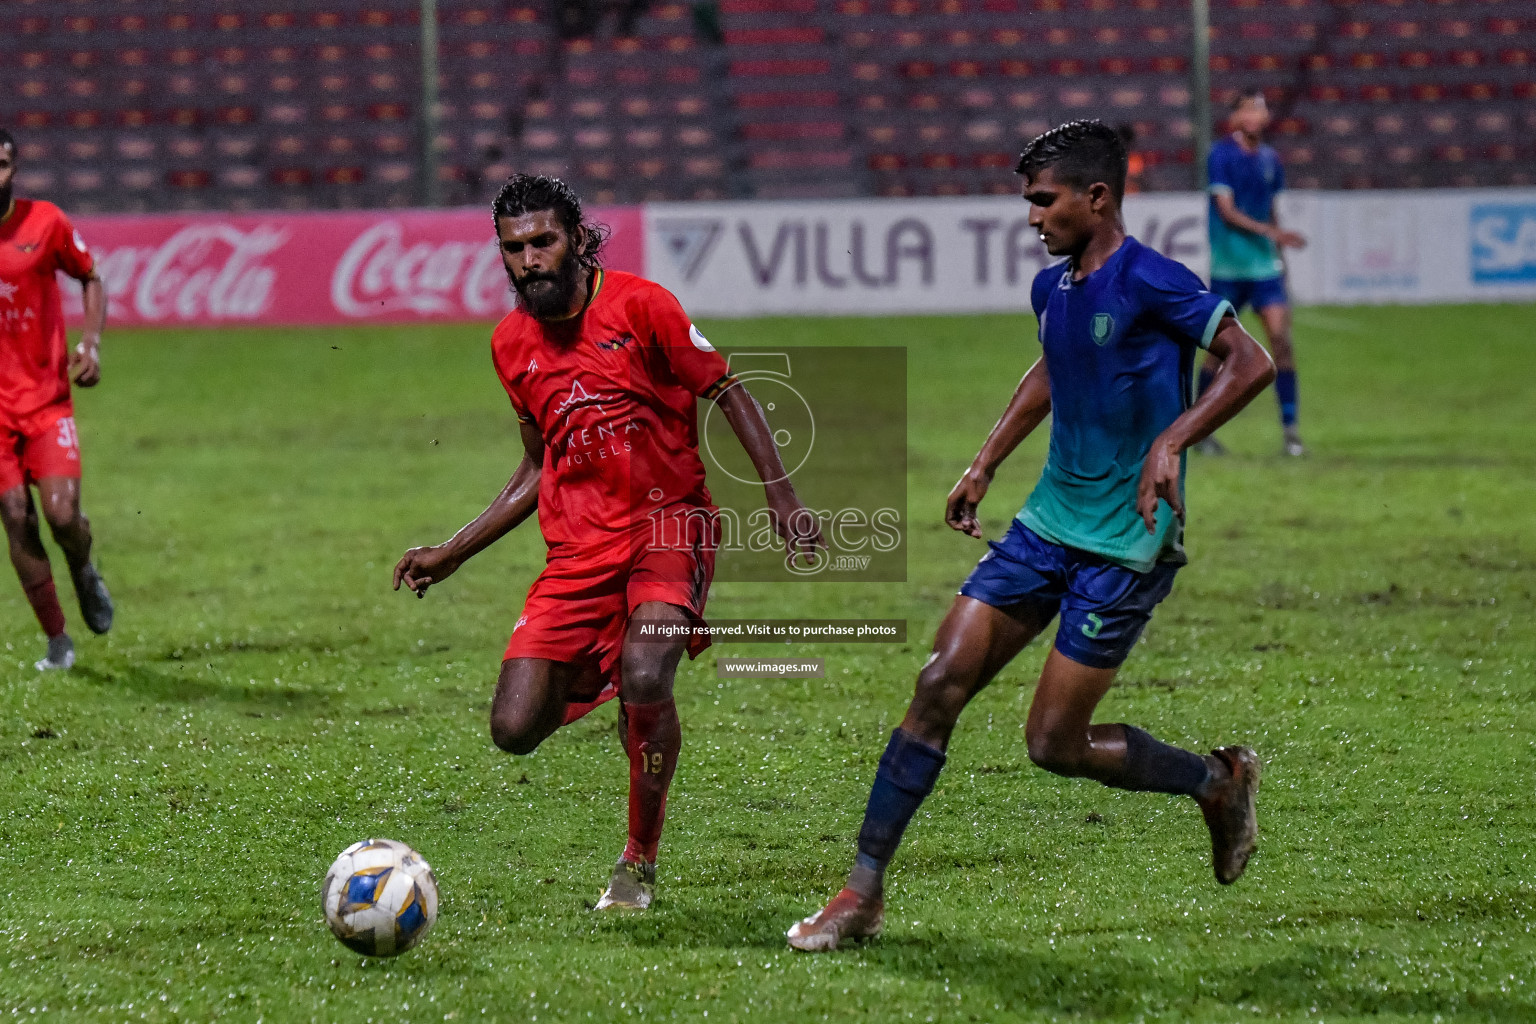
left=1196, top=90, right=1308, bottom=457
left=0, top=129, right=114, bottom=671
left=395, top=174, right=822, bottom=911
left=788, top=122, right=1275, bottom=951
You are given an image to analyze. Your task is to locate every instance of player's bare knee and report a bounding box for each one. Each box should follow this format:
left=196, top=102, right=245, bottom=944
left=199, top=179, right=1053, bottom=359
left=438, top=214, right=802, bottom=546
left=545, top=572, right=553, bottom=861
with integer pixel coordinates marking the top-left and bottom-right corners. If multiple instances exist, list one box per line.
left=489, top=713, right=546, bottom=755
left=910, top=657, right=971, bottom=729
left=1026, top=725, right=1087, bottom=777
left=0, top=499, right=30, bottom=535
left=40, top=495, right=79, bottom=533
left=620, top=657, right=675, bottom=704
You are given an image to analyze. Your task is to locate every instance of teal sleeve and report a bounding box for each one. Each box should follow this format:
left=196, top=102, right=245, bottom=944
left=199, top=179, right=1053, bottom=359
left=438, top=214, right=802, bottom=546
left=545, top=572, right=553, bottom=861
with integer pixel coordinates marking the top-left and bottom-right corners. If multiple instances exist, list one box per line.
left=1199, top=300, right=1235, bottom=351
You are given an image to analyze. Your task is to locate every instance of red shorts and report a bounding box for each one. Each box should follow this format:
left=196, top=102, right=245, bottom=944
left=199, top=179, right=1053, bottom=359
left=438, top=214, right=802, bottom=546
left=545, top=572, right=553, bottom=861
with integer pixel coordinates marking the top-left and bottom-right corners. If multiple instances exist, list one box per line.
left=0, top=402, right=81, bottom=493
left=505, top=508, right=718, bottom=723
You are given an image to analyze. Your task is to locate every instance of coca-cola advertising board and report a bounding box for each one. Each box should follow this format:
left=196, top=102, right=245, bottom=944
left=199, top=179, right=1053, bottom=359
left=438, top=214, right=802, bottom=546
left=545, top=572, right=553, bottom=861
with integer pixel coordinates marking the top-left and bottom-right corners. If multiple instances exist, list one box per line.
left=61, top=206, right=643, bottom=327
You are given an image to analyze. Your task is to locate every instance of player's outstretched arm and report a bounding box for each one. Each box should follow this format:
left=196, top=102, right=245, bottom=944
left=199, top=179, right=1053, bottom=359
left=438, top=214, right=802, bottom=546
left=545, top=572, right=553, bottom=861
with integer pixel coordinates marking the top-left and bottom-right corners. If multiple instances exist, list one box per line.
left=1269, top=207, right=1306, bottom=251
left=713, top=382, right=826, bottom=566
left=394, top=420, right=544, bottom=597
left=1213, top=193, right=1303, bottom=250
left=1136, top=317, right=1276, bottom=531
left=69, top=272, right=106, bottom=387
left=945, top=356, right=1051, bottom=539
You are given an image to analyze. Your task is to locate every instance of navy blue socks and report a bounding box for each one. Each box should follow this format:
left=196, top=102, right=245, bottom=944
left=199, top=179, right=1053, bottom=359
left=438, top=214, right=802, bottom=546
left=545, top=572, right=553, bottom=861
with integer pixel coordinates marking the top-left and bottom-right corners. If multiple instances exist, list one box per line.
left=1275, top=368, right=1299, bottom=427
left=1118, top=725, right=1212, bottom=796
left=848, top=729, right=946, bottom=897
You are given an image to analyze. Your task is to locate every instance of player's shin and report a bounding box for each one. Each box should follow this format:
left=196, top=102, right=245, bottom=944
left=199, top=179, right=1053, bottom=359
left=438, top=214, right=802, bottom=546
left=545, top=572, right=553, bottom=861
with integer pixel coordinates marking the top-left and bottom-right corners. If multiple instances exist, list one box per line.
left=1275, top=368, right=1299, bottom=427
left=847, top=729, right=946, bottom=898
left=621, top=697, right=681, bottom=864
left=22, top=576, right=66, bottom=638
left=1105, top=724, right=1213, bottom=796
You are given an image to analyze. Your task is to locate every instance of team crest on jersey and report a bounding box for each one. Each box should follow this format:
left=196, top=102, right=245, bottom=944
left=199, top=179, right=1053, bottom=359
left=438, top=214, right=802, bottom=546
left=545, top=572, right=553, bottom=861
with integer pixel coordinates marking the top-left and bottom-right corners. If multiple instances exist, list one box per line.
left=554, top=379, right=609, bottom=416
left=13, top=243, right=38, bottom=254
left=596, top=334, right=634, bottom=351
left=1092, top=313, right=1115, bottom=345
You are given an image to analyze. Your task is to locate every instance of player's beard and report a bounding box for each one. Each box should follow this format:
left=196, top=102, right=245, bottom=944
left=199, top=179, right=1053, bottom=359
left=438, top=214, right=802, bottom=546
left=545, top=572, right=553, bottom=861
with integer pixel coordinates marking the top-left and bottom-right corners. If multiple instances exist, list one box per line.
left=512, top=256, right=582, bottom=321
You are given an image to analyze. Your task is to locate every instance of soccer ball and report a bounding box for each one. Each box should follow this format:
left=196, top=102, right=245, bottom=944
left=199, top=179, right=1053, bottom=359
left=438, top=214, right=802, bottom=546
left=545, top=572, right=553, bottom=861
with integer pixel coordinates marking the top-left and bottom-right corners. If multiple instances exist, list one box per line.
left=321, top=838, right=439, bottom=957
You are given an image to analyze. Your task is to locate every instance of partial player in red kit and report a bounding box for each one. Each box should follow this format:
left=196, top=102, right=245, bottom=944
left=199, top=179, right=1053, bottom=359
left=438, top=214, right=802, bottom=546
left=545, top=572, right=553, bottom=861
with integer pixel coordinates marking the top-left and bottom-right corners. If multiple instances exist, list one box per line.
left=394, top=174, right=823, bottom=910
left=0, top=129, right=113, bottom=671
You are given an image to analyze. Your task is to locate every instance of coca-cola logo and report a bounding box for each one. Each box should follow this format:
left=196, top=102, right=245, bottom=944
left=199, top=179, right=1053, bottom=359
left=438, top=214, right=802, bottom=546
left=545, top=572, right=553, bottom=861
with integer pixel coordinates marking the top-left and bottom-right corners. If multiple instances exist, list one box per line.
left=330, top=221, right=513, bottom=319
left=132, top=224, right=287, bottom=320
left=69, top=224, right=287, bottom=322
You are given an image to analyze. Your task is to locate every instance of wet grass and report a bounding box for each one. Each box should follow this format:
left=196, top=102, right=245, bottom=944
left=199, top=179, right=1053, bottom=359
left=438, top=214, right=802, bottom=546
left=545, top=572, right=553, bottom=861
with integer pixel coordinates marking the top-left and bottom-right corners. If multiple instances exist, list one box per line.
left=2, top=304, right=1535, bottom=1021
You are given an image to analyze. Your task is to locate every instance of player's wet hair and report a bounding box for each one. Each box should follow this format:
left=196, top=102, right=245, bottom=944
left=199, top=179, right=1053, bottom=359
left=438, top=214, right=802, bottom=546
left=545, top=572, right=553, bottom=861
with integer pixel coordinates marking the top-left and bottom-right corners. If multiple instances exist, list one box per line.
left=1231, top=88, right=1266, bottom=111
left=491, top=173, right=608, bottom=269
left=1015, top=120, right=1127, bottom=203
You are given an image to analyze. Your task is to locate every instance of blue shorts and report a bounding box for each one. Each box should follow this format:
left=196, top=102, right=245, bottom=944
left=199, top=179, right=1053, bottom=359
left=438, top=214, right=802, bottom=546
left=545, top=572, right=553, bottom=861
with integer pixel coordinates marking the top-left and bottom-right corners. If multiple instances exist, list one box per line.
left=958, top=520, right=1179, bottom=670
left=1209, top=276, right=1287, bottom=314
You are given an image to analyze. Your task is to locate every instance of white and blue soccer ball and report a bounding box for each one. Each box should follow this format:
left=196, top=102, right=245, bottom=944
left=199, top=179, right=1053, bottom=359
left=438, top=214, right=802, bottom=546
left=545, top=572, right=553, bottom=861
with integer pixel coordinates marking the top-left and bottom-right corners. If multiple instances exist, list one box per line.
left=321, top=838, right=438, bottom=957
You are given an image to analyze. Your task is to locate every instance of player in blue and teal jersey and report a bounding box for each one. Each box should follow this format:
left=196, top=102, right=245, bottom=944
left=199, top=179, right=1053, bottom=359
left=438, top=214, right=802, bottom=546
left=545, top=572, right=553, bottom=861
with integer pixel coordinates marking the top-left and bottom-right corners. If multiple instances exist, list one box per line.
left=787, top=121, right=1278, bottom=951
left=1198, top=89, right=1309, bottom=457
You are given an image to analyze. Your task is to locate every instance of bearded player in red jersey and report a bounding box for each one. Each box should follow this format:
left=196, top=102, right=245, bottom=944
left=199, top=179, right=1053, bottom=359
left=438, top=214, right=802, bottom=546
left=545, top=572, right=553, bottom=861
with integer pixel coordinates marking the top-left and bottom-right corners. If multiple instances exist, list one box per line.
left=0, top=129, right=114, bottom=671
left=395, top=175, right=823, bottom=910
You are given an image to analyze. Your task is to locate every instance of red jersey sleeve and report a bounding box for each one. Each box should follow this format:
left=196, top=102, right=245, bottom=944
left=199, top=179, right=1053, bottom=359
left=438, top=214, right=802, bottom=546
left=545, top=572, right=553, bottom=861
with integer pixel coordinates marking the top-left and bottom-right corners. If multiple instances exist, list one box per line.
left=489, top=322, right=537, bottom=424
left=48, top=207, right=96, bottom=281
left=629, top=283, right=734, bottom=400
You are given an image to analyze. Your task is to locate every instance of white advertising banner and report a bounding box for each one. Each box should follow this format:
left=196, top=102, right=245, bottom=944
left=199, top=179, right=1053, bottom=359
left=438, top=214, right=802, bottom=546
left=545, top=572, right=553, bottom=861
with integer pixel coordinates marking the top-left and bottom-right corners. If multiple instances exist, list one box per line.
left=1296, top=188, right=1536, bottom=305
left=646, top=190, right=1536, bottom=317
left=645, top=195, right=1208, bottom=318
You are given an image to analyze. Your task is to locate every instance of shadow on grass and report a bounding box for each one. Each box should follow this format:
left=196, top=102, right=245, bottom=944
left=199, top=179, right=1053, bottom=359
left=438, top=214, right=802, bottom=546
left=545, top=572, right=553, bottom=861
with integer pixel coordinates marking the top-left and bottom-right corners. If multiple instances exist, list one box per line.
left=71, top=662, right=327, bottom=709
left=594, top=901, right=1532, bottom=1021
left=827, top=933, right=1528, bottom=1021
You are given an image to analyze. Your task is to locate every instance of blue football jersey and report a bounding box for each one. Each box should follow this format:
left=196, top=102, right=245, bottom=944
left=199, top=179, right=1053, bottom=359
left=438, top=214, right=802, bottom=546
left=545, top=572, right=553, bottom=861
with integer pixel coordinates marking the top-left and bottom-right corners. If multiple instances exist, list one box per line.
left=1018, top=237, right=1233, bottom=572
left=1207, top=136, right=1286, bottom=281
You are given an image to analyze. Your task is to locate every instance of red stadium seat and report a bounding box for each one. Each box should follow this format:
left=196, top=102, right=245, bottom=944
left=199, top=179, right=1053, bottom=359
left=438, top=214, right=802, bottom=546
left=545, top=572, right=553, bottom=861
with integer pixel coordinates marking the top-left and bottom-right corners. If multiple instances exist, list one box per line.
left=168, top=170, right=212, bottom=190
left=367, top=103, right=408, bottom=121
left=1434, top=18, right=1474, bottom=41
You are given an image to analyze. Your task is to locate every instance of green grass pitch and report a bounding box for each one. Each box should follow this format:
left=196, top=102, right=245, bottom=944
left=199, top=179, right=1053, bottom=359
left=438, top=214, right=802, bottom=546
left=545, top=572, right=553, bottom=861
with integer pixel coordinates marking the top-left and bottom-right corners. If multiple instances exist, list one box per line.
left=3, top=304, right=1534, bottom=1022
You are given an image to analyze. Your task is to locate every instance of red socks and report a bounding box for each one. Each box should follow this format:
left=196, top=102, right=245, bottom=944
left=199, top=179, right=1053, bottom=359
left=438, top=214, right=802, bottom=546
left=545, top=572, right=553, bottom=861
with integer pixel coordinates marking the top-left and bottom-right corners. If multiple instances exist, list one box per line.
left=621, top=698, right=680, bottom=864
left=23, top=577, right=66, bottom=638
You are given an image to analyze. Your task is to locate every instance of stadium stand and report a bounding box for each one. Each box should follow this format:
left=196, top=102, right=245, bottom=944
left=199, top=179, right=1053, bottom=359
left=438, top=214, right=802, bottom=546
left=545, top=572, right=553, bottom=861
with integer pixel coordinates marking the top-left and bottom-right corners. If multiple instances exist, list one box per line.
left=1, top=0, right=1529, bottom=210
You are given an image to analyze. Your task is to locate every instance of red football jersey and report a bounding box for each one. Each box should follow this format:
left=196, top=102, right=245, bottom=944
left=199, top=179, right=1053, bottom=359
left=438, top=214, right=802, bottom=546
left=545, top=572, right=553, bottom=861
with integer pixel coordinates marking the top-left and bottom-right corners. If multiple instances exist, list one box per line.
left=492, top=269, right=734, bottom=548
left=0, top=199, right=95, bottom=418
